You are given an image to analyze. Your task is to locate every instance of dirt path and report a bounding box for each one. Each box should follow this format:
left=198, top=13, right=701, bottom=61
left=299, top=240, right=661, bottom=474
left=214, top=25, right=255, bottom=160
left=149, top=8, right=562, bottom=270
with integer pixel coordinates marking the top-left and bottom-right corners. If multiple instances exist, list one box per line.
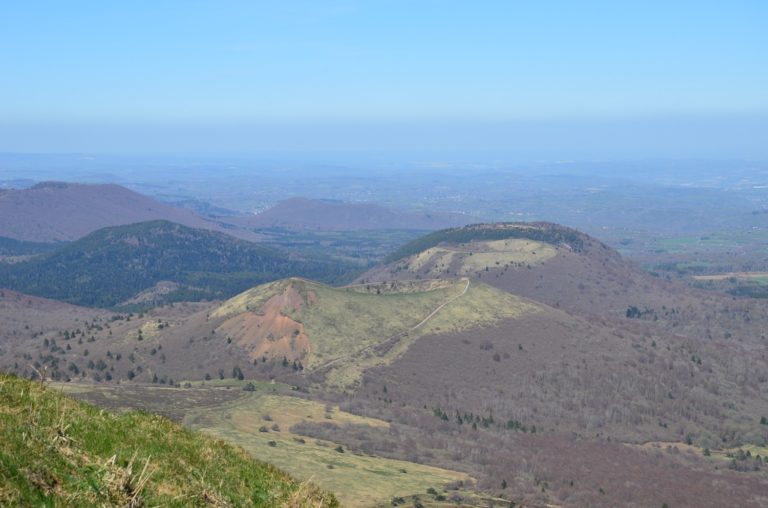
left=312, top=278, right=470, bottom=372
left=410, top=277, right=470, bottom=330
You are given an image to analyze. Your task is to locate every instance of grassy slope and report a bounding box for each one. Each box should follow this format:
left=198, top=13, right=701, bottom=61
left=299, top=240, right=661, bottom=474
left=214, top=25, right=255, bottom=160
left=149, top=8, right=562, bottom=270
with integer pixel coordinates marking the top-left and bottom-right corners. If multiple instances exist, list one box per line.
left=398, top=239, right=557, bottom=278
left=0, top=374, right=337, bottom=507
left=214, top=277, right=538, bottom=387
left=184, top=392, right=470, bottom=507
left=55, top=382, right=473, bottom=507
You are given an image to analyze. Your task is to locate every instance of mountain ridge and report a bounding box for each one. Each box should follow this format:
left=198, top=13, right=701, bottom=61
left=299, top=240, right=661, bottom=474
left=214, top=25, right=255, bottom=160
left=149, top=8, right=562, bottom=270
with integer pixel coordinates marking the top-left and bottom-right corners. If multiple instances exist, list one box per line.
left=235, top=197, right=475, bottom=231
left=0, top=181, right=261, bottom=242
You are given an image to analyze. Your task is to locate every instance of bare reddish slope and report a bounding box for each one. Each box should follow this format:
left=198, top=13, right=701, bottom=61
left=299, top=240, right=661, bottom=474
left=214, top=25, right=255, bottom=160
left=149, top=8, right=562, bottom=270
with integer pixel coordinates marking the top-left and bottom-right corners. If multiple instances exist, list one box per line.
left=0, top=182, right=259, bottom=242
left=234, top=197, right=474, bottom=231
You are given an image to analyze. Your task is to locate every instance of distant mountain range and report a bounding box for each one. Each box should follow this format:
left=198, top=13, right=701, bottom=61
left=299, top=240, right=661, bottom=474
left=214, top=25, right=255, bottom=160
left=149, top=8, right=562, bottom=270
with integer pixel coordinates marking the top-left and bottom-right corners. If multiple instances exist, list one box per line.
left=0, top=182, right=260, bottom=242
left=235, top=197, right=475, bottom=231
left=0, top=184, right=474, bottom=246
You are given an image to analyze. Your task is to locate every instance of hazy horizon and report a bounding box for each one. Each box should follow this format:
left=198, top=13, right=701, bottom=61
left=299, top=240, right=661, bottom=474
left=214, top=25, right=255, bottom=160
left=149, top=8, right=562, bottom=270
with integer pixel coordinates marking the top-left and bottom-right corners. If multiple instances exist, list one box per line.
left=2, top=1, right=766, bottom=158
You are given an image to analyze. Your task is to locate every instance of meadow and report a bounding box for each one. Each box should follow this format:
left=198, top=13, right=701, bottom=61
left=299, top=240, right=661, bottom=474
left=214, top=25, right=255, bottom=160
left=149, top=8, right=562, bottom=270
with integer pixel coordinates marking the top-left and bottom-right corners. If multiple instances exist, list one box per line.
left=58, top=381, right=473, bottom=507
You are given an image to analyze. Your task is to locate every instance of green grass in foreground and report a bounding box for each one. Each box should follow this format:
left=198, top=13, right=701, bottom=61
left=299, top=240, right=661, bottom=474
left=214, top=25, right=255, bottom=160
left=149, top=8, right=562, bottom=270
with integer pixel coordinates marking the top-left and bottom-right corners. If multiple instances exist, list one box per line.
left=0, top=374, right=337, bottom=507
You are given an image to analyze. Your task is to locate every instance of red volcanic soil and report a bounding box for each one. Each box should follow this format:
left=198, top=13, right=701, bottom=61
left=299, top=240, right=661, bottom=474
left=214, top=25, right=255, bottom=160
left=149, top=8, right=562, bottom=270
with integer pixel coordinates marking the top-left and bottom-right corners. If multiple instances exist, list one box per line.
left=216, top=284, right=316, bottom=362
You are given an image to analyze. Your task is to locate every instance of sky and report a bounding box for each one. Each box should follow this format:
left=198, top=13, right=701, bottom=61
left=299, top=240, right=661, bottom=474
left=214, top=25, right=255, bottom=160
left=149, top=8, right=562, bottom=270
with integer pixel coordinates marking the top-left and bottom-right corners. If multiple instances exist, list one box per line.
left=0, top=1, right=766, bottom=157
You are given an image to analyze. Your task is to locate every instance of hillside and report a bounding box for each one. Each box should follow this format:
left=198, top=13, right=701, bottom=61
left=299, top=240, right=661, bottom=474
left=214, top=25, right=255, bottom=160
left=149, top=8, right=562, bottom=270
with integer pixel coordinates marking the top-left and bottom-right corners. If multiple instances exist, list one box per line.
left=366, top=222, right=651, bottom=317
left=0, top=236, right=60, bottom=257
left=0, top=374, right=337, bottom=507
left=14, top=272, right=768, bottom=506
left=326, top=302, right=768, bottom=506
left=362, top=222, right=768, bottom=345
left=8, top=263, right=768, bottom=443
left=0, top=182, right=260, bottom=242
left=0, top=288, right=111, bottom=354
left=234, top=197, right=474, bottom=231
left=0, top=276, right=536, bottom=388
left=355, top=295, right=768, bottom=442
left=5, top=222, right=768, bottom=505
left=204, top=277, right=534, bottom=387
left=0, top=221, right=356, bottom=308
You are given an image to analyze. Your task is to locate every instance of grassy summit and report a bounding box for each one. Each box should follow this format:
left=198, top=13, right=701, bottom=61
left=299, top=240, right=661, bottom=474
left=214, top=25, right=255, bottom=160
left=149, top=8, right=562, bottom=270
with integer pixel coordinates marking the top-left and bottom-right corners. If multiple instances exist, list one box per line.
left=211, top=277, right=537, bottom=387
left=384, top=222, right=586, bottom=263
left=0, top=374, right=337, bottom=507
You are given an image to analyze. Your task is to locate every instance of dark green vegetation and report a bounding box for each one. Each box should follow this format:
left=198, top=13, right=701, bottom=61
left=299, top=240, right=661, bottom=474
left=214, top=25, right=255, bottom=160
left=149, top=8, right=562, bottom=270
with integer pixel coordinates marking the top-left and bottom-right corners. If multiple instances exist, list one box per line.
left=0, top=236, right=62, bottom=256
left=0, top=221, right=359, bottom=308
left=385, top=222, right=586, bottom=263
left=727, top=285, right=768, bottom=298
left=256, top=227, right=426, bottom=269
left=0, top=374, right=337, bottom=507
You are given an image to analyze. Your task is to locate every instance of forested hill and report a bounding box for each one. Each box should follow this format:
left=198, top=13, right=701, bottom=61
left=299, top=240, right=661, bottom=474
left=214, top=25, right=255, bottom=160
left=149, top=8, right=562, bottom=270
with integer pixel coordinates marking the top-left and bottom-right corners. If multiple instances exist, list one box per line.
left=0, top=220, right=357, bottom=308
left=0, top=236, right=62, bottom=256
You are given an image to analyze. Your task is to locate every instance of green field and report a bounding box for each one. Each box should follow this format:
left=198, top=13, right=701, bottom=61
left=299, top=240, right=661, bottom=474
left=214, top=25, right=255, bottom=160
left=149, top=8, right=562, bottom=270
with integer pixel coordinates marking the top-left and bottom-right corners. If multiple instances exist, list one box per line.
left=692, top=272, right=768, bottom=284
left=647, top=229, right=768, bottom=255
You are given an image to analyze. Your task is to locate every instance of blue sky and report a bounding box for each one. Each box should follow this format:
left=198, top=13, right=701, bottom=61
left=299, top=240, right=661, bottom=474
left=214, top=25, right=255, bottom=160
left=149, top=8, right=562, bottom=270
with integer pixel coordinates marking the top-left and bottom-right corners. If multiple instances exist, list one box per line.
left=0, top=1, right=766, bottom=156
